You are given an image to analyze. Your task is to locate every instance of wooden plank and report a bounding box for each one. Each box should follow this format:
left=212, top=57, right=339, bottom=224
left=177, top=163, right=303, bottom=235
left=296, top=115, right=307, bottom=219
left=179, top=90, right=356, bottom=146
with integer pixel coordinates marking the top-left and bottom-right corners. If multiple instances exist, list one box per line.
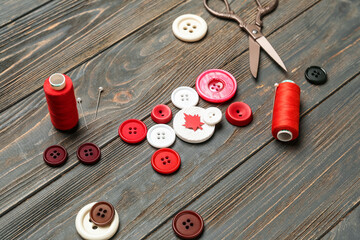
left=322, top=205, right=360, bottom=240
left=0, top=0, right=322, bottom=216
left=0, top=0, right=359, bottom=239
left=0, top=0, right=185, bottom=112
left=147, top=73, right=360, bottom=240
left=0, top=0, right=50, bottom=27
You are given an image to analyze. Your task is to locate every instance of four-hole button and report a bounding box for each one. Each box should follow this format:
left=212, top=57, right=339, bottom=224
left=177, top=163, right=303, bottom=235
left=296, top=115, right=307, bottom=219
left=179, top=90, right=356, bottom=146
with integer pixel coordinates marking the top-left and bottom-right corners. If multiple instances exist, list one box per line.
left=151, top=148, right=181, bottom=174
left=77, top=143, right=101, bottom=164
left=119, top=119, right=147, bottom=144
left=43, top=145, right=68, bottom=167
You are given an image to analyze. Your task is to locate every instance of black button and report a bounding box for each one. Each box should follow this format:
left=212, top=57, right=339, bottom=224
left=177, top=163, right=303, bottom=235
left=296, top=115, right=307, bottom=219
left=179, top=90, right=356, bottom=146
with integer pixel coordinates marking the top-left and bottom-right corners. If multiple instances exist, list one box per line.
left=305, top=66, right=327, bottom=85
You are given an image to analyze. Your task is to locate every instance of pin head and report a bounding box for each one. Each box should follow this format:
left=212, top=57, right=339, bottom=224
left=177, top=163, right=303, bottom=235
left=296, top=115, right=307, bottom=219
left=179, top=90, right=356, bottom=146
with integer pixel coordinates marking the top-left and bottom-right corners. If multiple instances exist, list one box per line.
left=77, top=97, right=82, bottom=103
left=98, top=87, right=104, bottom=92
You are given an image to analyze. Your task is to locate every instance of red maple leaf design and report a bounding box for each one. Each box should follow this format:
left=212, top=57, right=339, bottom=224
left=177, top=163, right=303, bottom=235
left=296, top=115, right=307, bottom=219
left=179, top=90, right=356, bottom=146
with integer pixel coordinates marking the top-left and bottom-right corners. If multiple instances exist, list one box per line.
left=183, top=113, right=204, bottom=131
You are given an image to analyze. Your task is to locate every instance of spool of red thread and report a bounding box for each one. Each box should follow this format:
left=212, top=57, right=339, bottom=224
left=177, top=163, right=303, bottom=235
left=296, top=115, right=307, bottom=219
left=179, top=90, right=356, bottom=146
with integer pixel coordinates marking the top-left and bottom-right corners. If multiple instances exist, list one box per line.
left=43, top=73, right=79, bottom=131
left=272, top=80, right=300, bottom=142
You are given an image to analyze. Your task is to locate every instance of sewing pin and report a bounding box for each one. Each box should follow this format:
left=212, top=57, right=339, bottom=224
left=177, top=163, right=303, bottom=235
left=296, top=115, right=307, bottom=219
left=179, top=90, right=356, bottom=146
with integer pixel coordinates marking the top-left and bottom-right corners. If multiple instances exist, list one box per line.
left=77, top=97, right=88, bottom=129
left=94, top=87, right=103, bottom=120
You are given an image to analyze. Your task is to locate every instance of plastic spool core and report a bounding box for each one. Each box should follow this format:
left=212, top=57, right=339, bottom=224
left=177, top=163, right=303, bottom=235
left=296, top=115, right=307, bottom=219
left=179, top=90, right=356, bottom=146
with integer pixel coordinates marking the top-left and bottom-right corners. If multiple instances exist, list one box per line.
left=277, top=130, right=293, bottom=142
left=49, top=73, right=66, bottom=90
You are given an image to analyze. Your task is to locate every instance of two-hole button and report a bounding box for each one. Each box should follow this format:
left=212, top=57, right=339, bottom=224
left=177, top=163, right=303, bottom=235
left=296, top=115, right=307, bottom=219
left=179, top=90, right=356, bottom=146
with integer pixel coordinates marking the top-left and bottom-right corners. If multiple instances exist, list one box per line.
left=151, top=105, right=172, bottom=124
left=226, top=102, right=253, bottom=127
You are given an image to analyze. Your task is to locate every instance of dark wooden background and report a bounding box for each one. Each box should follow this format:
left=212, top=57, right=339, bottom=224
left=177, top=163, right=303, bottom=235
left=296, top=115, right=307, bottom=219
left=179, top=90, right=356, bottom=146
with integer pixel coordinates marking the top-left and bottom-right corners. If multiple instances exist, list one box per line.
left=0, top=0, right=359, bottom=239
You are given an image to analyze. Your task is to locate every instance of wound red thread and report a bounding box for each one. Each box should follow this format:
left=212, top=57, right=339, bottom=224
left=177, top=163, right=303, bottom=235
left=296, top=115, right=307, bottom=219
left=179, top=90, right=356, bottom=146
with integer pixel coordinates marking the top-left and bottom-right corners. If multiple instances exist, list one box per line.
left=43, top=74, right=79, bottom=131
left=272, top=81, right=300, bottom=142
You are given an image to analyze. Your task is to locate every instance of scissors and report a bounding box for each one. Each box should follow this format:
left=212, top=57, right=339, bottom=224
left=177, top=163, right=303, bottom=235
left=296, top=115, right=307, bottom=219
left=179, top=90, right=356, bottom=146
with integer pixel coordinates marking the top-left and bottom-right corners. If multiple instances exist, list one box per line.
left=204, top=0, right=287, bottom=78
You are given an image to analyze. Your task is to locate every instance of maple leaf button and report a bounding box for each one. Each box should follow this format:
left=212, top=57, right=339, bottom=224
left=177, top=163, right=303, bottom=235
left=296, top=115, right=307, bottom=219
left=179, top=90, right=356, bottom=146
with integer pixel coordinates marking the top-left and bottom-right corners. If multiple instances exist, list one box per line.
left=182, top=113, right=204, bottom=131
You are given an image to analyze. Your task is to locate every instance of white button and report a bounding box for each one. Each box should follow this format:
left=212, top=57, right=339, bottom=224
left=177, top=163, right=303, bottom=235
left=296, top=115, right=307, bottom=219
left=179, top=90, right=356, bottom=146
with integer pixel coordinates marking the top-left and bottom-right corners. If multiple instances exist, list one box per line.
left=147, top=124, right=176, bottom=148
left=173, top=106, right=215, bottom=143
left=171, top=86, right=199, bottom=109
left=172, top=14, right=207, bottom=42
left=75, top=202, right=119, bottom=240
left=203, top=107, right=222, bottom=125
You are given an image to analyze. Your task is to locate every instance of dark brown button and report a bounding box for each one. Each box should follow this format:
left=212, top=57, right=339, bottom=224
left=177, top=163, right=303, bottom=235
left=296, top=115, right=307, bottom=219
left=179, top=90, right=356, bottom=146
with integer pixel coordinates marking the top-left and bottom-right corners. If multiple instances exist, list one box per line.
left=90, top=201, right=115, bottom=226
left=77, top=143, right=101, bottom=164
left=43, top=145, right=68, bottom=167
left=172, top=210, right=204, bottom=239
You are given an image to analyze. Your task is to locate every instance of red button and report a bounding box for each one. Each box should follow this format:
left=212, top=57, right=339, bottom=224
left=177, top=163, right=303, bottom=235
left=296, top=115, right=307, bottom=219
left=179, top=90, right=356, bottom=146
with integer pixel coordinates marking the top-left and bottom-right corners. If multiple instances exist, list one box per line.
left=118, top=119, right=147, bottom=144
left=172, top=210, right=204, bottom=239
left=151, top=104, right=172, bottom=124
left=151, top=148, right=180, bottom=174
left=77, top=143, right=101, bottom=164
left=226, top=102, right=253, bottom=126
left=43, top=145, right=68, bottom=167
left=196, top=69, right=237, bottom=103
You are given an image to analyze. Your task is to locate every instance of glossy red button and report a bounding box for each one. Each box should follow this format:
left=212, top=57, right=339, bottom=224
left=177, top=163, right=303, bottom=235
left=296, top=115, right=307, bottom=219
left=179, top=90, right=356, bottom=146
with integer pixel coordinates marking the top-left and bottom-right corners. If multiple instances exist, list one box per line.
left=226, top=102, right=253, bottom=126
left=43, top=145, right=68, bottom=167
left=151, top=148, right=180, bottom=174
left=151, top=104, right=172, bottom=124
left=196, top=69, right=237, bottom=103
left=90, top=201, right=115, bottom=226
left=172, top=210, right=204, bottom=239
left=118, top=119, right=147, bottom=144
left=77, top=143, right=101, bottom=164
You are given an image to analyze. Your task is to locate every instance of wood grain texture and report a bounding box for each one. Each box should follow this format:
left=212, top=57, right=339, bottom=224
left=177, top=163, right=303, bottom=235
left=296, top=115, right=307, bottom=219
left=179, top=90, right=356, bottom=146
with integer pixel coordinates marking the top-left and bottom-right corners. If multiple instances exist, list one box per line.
left=0, top=0, right=324, bottom=216
left=147, top=75, right=360, bottom=239
left=322, top=204, right=360, bottom=240
left=0, top=0, right=50, bottom=27
left=0, top=0, right=359, bottom=239
left=0, top=0, right=185, bottom=112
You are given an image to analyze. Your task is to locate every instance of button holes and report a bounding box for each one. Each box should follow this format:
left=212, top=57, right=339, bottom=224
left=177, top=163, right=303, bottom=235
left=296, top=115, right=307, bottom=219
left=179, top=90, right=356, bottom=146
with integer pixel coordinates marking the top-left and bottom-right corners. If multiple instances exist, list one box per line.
left=129, top=131, right=132, bottom=134
left=159, top=110, right=162, bottom=113
left=190, top=223, right=194, bottom=226
left=53, top=156, right=57, bottom=159
left=85, top=153, right=89, bottom=157
left=134, top=127, right=137, bottom=130
left=101, top=214, right=105, bottom=218
left=187, top=219, right=190, bottom=222
left=165, top=156, right=169, bottom=159
left=162, top=136, right=165, bottom=139
left=129, top=127, right=132, bottom=130
left=161, top=158, right=164, bottom=161
left=209, top=116, right=212, bottom=118
left=57, top=153, right=60, bottom=156
left=92, top=226, right=98, bottom=230
left=213, top=113, right=215, bottom=116
left=157, top=133, right=160, bottom=135
left=187, top=23, right=190, bottom=26
left=134, top=131, right=137, bottom=134
left=185, top=94, right=188, bottom=97
left=84, top=149, right=88, bottom=152
left=183, top=222, right=186, bottom=225
left=163, top=162, right=166, bottom=165
left=99, top=208, right=103, bottom=211
left=189, top=30, right=193, bottom=33
left=90, top=153, right=93, bottom=156
left=236, top=110, right=240, bottom=113
left=54, top=150, right=57, bottom=153
left=167, top=160, right=171, bottom=163
left=89, top=149, right=92, bottom=152
left=103, top=210, right=107, bottom=213
left=186, top=226, right=189, bottom=229
left=186, top=98, right=189, bottom=101
left=181, top=94, right=184, bottom=97
left=161, top=114, right=164, bottom=116
left=162, top=132, right=165, bottom=135
left=97, top=212, right=101, bottom=216
left=183, top=27, right=187, bottom=30
left=89, top=219, right=92, bottom=222
left=157, top=137, right=160, bottom=139
left=193, top=25, right=197, bottom=29
left=50, top=153, right=54, bottom=156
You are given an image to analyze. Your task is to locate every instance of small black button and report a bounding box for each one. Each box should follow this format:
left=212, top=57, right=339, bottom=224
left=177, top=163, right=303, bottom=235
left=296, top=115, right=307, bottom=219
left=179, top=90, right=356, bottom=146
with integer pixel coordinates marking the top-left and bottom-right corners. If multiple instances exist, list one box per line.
left=305, top=66, right=327, bottom=85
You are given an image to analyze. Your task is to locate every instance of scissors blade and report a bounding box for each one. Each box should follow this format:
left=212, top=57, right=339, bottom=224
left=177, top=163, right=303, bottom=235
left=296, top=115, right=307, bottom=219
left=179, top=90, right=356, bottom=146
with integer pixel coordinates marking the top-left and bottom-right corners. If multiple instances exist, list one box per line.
left=256, top=36, right=287, bottom=71
left=249, top=36, right=260, bottom=78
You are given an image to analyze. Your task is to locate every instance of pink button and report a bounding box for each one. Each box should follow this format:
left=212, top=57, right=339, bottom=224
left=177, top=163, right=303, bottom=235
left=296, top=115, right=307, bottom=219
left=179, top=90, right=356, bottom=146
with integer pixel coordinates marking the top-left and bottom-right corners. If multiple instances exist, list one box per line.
left=195, top=69, right=237, bottom=103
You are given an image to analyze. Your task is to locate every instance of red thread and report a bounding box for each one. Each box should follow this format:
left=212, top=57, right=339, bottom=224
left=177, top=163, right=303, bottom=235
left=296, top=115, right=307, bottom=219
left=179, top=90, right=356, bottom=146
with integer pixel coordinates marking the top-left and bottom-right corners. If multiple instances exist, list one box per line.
left=272, top=81, right=300, bottom=141
left=44, top=74, right=79, bottom=131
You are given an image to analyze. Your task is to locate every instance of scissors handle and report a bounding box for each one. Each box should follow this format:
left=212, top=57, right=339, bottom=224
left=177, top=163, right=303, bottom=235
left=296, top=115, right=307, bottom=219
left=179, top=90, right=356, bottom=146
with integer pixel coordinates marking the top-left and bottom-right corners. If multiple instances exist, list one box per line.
left=255, top=0, right=278, bottom=27
left=203, top=0, right=245, bottom=27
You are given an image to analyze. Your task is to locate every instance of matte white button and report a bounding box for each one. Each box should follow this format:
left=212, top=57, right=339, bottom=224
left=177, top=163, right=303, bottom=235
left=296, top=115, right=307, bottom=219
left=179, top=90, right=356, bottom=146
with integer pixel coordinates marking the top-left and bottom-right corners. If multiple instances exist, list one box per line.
left=147, top=124, right=176, bottom=148
left=76, top=202, right=119, bottom=240
left=172, top=14, right=207, bottom=42
left=171, top=86, right=199, bottom=109
left=173, top=107, right=215, bottom=143
left=203, top=107, right=222, bottom=125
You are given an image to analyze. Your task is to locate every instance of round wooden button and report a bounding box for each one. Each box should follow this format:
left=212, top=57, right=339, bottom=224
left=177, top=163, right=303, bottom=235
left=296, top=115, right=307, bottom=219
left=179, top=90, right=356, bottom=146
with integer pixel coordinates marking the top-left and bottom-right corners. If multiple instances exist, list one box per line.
left=90, top=202, right=115, bottom=226
left=226, top=102, right=253, bottom=126
left=151, top=104, right=172, bottom=124
left=43, top=145, right=68, bottom=167
left=172, top=210, right=204, bottom=239
left=196, top=69, right=237, bottom=103
left=151, top=148, right=181, bottom=174
left=118, top=119, right=147, bottom=144
left=77, top=143, right=101, bottom=164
